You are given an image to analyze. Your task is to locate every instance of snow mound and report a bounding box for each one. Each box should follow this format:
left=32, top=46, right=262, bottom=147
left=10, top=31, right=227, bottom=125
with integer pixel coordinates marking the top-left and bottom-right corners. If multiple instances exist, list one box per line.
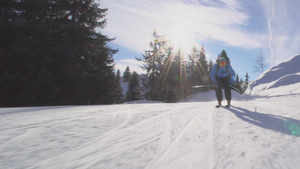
left=266, top=73, right=300, bottom=90
left=251, top=54, right=300, bottom=87
left=246, top=54, right=300, bottom=97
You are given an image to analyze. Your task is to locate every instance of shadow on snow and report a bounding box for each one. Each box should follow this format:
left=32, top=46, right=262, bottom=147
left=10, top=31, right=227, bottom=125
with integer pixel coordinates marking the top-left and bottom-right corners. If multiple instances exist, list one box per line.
left=228, top=106, right=300, bottom=136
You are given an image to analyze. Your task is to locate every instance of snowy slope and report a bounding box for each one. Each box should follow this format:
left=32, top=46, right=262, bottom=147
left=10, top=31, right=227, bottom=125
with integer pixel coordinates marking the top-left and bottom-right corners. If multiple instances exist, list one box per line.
left=246, top=54, right=300, bottom=97
left=1, top=55, right=300, bottom=169
left=1, top=99, right=300, bottom=169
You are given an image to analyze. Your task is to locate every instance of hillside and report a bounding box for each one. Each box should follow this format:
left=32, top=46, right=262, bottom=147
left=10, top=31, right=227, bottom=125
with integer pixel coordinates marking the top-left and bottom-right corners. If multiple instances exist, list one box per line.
left=246, top=54, right=300, bottom=97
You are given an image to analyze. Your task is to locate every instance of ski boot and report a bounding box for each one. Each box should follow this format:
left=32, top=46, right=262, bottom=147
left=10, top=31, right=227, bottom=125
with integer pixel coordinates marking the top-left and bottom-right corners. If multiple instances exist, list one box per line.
left=215, top=101, right=222, bottom=108
left=225, top=100, right=231, bottom=108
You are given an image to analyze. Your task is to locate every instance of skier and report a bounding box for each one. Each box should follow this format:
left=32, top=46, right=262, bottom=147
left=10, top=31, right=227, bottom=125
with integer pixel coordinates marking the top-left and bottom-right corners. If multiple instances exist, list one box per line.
left=210, top=57, right=236, bottom=108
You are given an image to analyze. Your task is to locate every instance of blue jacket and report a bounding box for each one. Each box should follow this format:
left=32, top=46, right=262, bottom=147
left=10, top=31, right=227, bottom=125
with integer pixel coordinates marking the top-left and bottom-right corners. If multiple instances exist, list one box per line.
left=210, top=64, right=236, bottom=84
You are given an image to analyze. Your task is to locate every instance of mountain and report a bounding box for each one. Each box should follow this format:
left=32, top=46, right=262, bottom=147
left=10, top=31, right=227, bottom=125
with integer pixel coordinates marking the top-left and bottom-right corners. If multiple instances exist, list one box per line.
left=246, top=54, right=300, bottom=97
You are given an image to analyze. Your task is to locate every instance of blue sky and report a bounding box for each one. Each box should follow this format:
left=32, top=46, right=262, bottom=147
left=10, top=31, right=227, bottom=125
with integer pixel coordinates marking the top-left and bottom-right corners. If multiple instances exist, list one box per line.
left=100, top=0, right=300, bottom=81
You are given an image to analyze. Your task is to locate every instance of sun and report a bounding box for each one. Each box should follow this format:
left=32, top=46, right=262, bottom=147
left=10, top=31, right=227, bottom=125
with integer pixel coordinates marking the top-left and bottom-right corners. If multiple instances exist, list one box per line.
left=167, top=17, right=197, bottom=55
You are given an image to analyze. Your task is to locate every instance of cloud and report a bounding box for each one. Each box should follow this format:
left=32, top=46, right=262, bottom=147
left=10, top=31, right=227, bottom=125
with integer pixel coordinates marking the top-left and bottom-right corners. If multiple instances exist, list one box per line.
left=101, top=0, right=300, bottom=71
left=259, top=0, right=300, bottom=66
left=101, top=0, right=266, bottom=54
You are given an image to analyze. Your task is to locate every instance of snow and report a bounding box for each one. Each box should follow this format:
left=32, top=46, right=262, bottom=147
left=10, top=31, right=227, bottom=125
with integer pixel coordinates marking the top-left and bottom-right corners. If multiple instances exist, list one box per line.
left=246, top=55, right=300, bottom=97
left=124, top=100, right=164, bottom=104
left=1, top=55, right=300, bottom=169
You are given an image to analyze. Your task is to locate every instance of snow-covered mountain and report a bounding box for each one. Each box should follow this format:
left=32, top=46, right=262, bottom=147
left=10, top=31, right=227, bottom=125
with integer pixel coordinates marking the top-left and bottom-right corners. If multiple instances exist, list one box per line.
left=1, top=55, right=300, bottom=169
left=246, top=54, right=300, bottom=97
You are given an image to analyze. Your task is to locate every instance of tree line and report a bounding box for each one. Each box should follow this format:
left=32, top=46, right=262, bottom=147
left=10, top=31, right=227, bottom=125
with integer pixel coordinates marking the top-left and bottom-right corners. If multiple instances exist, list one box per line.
left=0, top=1, right=249, bottom=106
left=121, top=31, right=249, bottom=103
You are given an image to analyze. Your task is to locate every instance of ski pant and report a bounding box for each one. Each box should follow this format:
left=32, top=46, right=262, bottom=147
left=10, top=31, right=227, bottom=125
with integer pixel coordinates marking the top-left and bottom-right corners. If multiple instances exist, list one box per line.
left=215, top=76, right=231, bottom=101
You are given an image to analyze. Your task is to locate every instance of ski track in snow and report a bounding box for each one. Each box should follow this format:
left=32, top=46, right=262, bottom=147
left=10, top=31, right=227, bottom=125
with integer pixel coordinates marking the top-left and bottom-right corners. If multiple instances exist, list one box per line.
left=1, top=99, right=300, bottom=169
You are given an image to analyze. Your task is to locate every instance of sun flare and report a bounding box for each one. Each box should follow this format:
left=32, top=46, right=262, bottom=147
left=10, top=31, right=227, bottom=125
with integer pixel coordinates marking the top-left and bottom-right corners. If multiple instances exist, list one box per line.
left=167, top=17, right=197, bottom=55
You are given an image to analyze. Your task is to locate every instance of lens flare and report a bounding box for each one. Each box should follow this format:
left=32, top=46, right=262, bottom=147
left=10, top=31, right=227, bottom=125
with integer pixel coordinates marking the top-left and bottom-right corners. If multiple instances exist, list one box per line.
left=283, top=120, right=300, bottom=136
left=290, top=124, right=300, bottom=136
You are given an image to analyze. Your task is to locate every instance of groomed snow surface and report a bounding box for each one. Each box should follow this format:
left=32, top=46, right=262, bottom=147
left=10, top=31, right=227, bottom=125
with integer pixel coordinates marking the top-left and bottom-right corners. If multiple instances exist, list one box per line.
left=1, top=55, right=300, bottom=169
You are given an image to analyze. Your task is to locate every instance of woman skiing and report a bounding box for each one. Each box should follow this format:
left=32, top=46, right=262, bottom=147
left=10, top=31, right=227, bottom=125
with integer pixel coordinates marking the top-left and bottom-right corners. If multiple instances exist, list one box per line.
left=210, top=57, right=236, bottom=108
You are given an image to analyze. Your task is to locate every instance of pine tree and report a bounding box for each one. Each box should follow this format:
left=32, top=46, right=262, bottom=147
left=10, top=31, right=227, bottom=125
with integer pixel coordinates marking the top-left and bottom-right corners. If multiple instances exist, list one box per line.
left=125, top=72, right=141, bottom=101
left=234, top=74, right=240, bottom=88
left=187, top=47, right=199, bottom=88
left=137, top=30, right=168, bottom=101
left=233, top=74, right=244, bottom=93
left=219, top=50, right=231, bottom=65
left=0, top=0, right=59, bottom=106
left=160, top=46, right=182, bottom=102
left=186, top=45, right=211, bottom=94
left=208, top=59, right=214, bottom=84
left=244, top=73, right=249, bottom=92
left=197, top=45, right=209, bottom=85
left=239, top=78, right=244, bottom=92
left=0, top=0, right=117, bottom=106
left=50, top=0, right=117, bottom=105
left=113, top=69, right=123, bottom=103
left=166, top=50, right=185, bottom=102
left=123, top=66, right=131, bottom=82
left=208, top=59, right=213, bottom=73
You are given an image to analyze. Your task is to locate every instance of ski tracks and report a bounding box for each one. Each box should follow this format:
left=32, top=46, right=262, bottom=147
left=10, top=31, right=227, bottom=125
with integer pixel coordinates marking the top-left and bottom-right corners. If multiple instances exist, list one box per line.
left=210, top=103, right=266, bottom=169
left=146, top=103, right=215, bottom=169
left=144, top=103, right=242, bottom=169
left=4, top=101, right=299, bottom=169
left=31, top=103, right=197, bottom=169
left=211, top=107, right=238, bottom=169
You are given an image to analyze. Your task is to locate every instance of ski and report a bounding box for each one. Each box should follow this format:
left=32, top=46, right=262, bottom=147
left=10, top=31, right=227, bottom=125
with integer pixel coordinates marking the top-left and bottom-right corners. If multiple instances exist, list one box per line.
left=230, top=86, right=243, bottom=94
left=192, top=85, right=215, bottom=88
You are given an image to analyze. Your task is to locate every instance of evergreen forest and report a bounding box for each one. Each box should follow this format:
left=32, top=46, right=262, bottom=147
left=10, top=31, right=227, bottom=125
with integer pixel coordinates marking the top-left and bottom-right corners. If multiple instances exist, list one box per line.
left=0, top=0, right=248, bottom=106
